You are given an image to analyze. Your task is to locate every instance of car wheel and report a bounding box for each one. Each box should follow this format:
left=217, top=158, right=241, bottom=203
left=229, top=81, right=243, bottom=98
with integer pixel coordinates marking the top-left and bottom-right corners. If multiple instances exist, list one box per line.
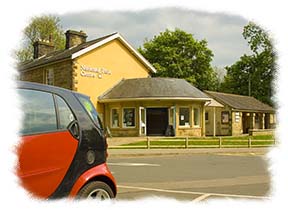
left=77, top=181, right=114, bottom=200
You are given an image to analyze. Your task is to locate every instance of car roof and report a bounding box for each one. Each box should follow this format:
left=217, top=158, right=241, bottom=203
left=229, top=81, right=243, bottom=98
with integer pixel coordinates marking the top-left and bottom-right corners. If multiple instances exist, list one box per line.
left=16, top=81, right=89, bottom=99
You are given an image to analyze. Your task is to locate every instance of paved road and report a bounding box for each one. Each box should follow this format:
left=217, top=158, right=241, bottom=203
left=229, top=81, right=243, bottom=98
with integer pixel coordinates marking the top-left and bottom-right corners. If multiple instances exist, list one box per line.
left=107, top=152, right=270, bottom=201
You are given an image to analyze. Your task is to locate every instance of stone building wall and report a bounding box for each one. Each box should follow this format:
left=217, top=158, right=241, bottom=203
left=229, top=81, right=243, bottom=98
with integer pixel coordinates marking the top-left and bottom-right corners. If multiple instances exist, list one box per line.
left=20, top=60, right=73, bottom=90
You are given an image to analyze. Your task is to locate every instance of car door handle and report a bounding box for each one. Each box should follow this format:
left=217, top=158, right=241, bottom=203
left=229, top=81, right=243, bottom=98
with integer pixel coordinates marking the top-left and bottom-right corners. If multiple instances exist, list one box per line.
left=67, top=120, right=80, bottom=140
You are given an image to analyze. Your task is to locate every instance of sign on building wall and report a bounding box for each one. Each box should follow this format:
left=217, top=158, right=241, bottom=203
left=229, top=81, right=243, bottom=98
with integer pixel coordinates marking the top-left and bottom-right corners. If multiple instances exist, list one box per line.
left=235, top=112, right=240, bottom=123
left=80, top=64, right=112, bottom=79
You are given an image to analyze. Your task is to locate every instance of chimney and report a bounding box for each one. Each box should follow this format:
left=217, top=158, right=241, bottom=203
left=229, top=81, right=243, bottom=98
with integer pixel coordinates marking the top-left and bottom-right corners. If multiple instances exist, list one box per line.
left=33, top=40, right=54, bottom=59
left=65, top=30, right=87, bottom=49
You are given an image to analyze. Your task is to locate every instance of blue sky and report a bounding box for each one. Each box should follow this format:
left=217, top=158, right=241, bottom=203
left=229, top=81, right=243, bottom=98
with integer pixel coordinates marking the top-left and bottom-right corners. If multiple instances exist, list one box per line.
left=60, top=8, right=252, bottom=68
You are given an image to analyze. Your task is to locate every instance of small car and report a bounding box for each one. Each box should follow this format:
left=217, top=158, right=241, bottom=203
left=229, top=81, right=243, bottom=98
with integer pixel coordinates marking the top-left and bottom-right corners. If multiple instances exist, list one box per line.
left=16, top=81, right=117, bottom=200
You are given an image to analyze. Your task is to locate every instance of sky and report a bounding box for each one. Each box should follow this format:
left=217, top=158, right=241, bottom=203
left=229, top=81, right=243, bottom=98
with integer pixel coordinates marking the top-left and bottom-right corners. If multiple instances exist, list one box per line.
left=1, top=0, right=288, bottom=210
left=60, top=8, right=252, bottom=68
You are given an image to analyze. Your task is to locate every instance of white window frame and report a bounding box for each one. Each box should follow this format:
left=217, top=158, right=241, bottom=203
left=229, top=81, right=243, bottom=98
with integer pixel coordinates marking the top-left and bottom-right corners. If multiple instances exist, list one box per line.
left=110, top=108, right=120, bottom=128
left=179, top=107, right=190, bottom=127
left=45, top=68, right=54, bottom=85
left=193, top=107, right=201, bottom=127
left=122, top=107, right=136, bottom=128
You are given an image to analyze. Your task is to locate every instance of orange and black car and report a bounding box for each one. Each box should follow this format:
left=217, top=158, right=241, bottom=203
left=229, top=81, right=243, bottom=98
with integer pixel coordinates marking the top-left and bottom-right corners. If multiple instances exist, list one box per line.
left=16, top=81, right=116, bottom=200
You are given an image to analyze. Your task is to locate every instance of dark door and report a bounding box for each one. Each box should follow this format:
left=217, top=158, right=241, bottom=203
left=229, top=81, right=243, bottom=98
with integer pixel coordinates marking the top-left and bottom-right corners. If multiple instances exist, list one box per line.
left=146, top=108, right=168, bottom=136
left=242, top=112, right=250, bottom=134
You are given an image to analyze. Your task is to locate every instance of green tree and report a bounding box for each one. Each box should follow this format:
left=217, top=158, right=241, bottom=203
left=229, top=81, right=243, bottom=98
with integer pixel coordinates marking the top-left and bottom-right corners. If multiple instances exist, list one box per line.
left=221, top=22, right=276, bottom=106
left=15, top=15, right=65, bottom=63
left=138, top=28, right=219, bottom=90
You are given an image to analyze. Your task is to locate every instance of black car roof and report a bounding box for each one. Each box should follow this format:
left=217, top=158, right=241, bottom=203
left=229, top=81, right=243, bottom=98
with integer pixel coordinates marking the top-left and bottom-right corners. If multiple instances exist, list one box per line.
left=16, top=81, right=89, bottom=99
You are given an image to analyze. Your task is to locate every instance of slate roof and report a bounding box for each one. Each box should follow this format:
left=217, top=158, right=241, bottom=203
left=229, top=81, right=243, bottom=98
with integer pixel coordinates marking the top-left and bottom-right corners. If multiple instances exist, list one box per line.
left=204, top=91, right=274, bottom=112
left=99, top=77, right=211, bottom=102
left=18, top=33, right=117, bottom=71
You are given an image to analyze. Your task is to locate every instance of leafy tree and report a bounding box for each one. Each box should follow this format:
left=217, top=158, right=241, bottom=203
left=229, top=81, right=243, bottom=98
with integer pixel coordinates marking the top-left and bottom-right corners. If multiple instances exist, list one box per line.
left=221, top=22, right=276, bottom=106
left=138, top=28, right=219, bottom=90
left=15, top=15, right=65, bottom=63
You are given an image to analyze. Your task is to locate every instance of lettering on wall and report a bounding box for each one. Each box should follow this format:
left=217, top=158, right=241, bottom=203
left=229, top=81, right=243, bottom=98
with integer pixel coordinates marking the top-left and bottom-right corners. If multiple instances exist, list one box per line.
left=80, top=64, right=112, bottom=79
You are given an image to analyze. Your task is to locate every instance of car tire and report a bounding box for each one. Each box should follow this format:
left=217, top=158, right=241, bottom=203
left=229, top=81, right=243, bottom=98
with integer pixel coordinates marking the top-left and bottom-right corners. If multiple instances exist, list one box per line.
left=77, top=181, right=114, bottom=200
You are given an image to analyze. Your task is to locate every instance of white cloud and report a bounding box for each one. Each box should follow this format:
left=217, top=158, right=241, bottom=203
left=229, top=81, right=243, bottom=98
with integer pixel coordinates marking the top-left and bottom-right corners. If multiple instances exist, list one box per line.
left=60, top=8, right=252, bottom=67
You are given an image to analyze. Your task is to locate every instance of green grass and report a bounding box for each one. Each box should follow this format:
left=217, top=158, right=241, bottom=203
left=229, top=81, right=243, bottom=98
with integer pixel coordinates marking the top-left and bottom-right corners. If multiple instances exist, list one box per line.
left=117, top=135, right=275, bottom=148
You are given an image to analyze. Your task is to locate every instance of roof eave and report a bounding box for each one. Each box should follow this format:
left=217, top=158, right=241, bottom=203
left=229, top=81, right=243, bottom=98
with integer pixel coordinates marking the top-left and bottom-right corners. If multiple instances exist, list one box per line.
left=231, top=108, right=275, bottom=113
left=98, top=97, right=211, bottom=103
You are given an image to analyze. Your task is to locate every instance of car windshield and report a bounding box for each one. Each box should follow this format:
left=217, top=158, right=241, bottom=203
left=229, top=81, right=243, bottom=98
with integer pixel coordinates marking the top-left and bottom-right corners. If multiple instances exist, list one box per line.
left=76, top=94, right=103, bottom=129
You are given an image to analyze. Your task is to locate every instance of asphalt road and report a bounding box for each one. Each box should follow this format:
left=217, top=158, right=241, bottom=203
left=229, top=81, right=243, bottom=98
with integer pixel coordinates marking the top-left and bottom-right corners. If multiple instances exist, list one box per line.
left=107, top=153, right=271, bottom=201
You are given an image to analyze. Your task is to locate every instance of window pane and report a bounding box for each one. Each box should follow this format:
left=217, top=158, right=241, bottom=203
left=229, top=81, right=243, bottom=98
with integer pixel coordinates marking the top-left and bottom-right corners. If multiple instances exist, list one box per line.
left=55, top=95, right=75, bottom=129
left=77, top=94, right=102, bottom=129
left=111, top=109, right=119, bottom=128
left=179, top=107, right=190, bottom=126
left=221, top=111, right=229, bottom=124
left=123, top=108, right=135, bottom=127
left=193, top=108, right=200, bottom=126
left=46, top=69, right=54, bottom=85
left=19, top=89, right=57, bottom=135
left=205, top=112, right=209, bottom=121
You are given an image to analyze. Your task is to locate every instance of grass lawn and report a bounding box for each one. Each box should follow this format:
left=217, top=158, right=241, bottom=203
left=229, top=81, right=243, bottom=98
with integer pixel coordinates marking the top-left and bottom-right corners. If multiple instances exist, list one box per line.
left=117, top=135, right=275, bottom=148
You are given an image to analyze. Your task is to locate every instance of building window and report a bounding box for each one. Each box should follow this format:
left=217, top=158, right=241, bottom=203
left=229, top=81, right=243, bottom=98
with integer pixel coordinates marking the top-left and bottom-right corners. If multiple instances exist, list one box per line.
left=179, top=107, right=190, bottom=127
left=111, top=108, right=120, bottom=128
left=221, top=111, right=229, bottom=124
left=205, top=112, right=209, bottom=122
left=45, top=69, right=54, bottom=85
left=193, top=107, right=200, bottom=127
left=123, top=108, right=135, bottom=127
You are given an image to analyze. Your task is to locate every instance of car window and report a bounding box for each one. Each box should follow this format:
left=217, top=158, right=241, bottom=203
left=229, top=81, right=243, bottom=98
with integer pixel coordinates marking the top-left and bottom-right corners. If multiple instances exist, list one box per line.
left=55, top=95, right=75, bottom=129
left=18, top=89, right=57, bottom=135
left=76, top=94, right=103, bottom=129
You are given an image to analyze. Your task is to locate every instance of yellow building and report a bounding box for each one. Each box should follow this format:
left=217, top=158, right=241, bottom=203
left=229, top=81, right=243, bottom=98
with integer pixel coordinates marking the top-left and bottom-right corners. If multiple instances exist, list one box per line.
left=19, top=30, right=210, bottom=137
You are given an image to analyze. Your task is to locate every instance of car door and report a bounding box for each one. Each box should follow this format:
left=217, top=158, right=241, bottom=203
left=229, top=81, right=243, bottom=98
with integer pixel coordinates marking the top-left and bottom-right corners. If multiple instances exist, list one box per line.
left=17, top=89, right=78, bottom=198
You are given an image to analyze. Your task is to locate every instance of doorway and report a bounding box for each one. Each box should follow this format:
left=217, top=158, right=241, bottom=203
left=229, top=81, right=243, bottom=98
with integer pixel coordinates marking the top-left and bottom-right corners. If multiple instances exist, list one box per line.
left=242, top=112, right=250, bottom=134
left=146, top=108, right=168, bottom=136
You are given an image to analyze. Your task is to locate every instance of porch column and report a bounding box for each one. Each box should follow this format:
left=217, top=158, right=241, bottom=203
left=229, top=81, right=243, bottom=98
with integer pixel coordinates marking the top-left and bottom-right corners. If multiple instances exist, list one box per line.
left=261, top=113, right=265, bottom=129
left=202, top=106, right=206, bottom=137
left=213, top=107, right=216, bottom=137
left=249, top=112, right=254, bottom=131
left=251, top=113, right=255, bottom=129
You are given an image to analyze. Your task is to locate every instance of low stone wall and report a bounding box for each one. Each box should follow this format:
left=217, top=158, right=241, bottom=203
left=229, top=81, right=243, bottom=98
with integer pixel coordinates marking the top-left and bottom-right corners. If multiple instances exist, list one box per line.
left=249, top=129, right=274, bottom=136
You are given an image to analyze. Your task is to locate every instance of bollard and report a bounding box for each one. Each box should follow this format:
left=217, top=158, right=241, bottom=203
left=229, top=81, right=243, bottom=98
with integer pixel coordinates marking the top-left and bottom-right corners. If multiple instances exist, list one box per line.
left=219, top=137, right=222, bottom=148
left=147, top=137, right=150, bottom=149
left=248, top=137, right=251, bottom=148
left=185, top=137, right=188, bottom=149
